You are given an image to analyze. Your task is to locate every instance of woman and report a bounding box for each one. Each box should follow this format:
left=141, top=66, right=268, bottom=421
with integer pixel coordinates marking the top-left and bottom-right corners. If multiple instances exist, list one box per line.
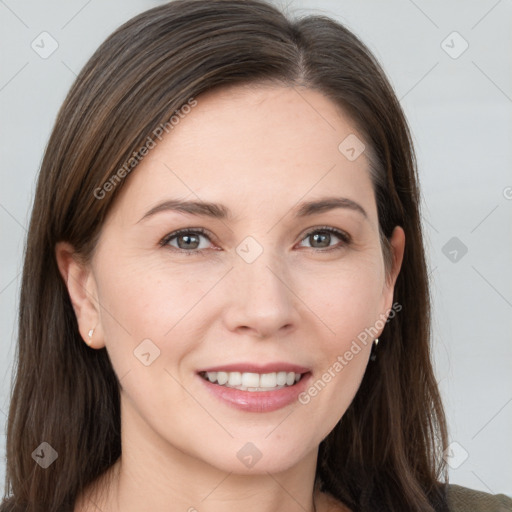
left=1, top=1, right=511, bottom=511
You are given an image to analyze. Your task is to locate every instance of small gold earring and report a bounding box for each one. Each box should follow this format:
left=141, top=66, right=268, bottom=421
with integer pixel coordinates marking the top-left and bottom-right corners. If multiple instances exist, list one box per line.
left=87, top=329, right=94, bottom=346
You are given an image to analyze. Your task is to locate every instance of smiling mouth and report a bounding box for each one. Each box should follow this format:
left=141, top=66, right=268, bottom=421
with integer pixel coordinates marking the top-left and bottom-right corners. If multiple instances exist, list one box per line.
left=198, top=370, right=308, bottom=392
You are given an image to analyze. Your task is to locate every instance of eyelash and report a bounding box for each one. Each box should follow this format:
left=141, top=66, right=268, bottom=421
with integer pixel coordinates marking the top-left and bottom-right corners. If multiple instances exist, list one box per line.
left=159, top=226, right=351, bottom=256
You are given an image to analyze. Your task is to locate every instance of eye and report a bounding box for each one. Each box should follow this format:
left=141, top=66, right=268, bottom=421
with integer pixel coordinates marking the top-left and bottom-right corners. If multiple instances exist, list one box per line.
left=160, top=228, right=214, bottom=255
left=298, top=226, right=351, bottom=252
left=160, top=226, right=351, bottom=256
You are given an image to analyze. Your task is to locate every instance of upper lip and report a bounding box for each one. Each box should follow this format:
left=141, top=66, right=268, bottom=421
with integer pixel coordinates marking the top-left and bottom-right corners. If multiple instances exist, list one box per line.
left=197, top=362, right=310, bottom=374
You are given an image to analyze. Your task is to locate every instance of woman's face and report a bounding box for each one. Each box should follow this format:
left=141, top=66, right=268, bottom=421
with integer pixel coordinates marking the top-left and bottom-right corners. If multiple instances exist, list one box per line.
left=77, top=85, right=404, bottom=474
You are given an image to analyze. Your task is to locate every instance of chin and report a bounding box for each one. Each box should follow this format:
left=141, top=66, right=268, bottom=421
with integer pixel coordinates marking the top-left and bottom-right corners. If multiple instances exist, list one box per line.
left=196, top=434, right=316, bottom=475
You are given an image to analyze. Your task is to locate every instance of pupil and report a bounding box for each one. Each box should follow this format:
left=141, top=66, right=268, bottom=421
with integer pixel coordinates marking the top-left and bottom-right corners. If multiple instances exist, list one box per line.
left=312, top=232, right=330, bottom=248
left=176, top=232, right=331, bottom=250
left=178, top=234, right=199, bottom=249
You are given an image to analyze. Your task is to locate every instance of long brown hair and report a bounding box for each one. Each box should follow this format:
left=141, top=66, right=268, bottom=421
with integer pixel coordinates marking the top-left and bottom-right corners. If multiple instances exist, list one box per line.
left=1, top=1, right=449, bottom=510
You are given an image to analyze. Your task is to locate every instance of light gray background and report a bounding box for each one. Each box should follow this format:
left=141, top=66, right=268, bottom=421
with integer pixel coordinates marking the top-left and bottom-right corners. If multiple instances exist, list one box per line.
left=1, top=0, right=511, bottom=498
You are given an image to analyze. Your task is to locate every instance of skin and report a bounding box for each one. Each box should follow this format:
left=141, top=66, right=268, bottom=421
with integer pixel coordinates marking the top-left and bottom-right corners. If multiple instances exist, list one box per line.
left=57, top=84, right=405, bottom=512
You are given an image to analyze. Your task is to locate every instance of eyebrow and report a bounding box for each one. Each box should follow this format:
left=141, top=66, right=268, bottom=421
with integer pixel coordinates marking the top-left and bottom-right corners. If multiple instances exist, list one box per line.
left=138, top=196, right=368, bottom=223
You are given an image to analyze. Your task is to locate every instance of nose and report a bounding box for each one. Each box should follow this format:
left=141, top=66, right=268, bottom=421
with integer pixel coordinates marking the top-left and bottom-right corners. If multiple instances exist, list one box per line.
left=222, top=252, right=300, bottom=339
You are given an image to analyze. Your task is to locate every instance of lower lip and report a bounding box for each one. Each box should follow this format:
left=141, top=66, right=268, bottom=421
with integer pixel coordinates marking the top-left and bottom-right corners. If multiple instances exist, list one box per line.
left=197, top=372, right=312, bottom=413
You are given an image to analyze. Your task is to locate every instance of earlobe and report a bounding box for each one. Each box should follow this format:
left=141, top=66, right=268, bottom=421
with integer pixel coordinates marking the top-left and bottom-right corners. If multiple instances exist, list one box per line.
left=55, top=242, right=105, bottom=349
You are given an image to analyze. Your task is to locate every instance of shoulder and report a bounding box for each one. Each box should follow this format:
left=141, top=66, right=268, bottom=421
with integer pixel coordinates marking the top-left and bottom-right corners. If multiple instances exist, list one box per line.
left=446, top=483, right=512, bottom=512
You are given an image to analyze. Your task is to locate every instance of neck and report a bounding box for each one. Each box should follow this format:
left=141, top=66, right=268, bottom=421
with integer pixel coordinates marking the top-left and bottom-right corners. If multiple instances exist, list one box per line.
left=77, top=397, right=322, bottom=512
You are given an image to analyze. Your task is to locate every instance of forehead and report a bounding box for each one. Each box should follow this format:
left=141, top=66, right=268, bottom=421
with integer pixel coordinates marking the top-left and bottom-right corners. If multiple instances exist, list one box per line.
left=110, top=84, right=377, bottom=224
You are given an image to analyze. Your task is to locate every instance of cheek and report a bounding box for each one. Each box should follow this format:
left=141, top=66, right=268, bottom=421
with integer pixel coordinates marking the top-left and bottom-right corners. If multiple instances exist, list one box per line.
left=298, top=256, right=384, bottom=340
left=93, top=258, right=229, bottom=372
left=96, top=258, right=212, bottom=330
left=294, top=258, right=382, bottom=408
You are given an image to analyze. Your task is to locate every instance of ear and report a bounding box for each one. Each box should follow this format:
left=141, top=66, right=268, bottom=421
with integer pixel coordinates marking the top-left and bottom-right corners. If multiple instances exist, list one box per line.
left=380, top=226, right=405, bottom=322
left=55, top=242, right=105, bottom=349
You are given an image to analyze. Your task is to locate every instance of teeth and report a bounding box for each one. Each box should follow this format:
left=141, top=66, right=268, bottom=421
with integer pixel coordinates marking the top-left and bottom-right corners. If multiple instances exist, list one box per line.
left=202, top=370, right=304, bottom=391
left=216, top=371, right=228, bottom=385
left=242, top=372, right=260, bottom=388
left=260, top=372, right=277, bottom=388
left=276, top=371, right=287, bottom=386
left=228, top=371, right=242, bottom=386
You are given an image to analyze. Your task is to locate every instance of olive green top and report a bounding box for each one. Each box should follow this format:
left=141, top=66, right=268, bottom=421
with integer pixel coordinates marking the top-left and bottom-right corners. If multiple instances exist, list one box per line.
left=447, top=484, right=512, bottom=511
